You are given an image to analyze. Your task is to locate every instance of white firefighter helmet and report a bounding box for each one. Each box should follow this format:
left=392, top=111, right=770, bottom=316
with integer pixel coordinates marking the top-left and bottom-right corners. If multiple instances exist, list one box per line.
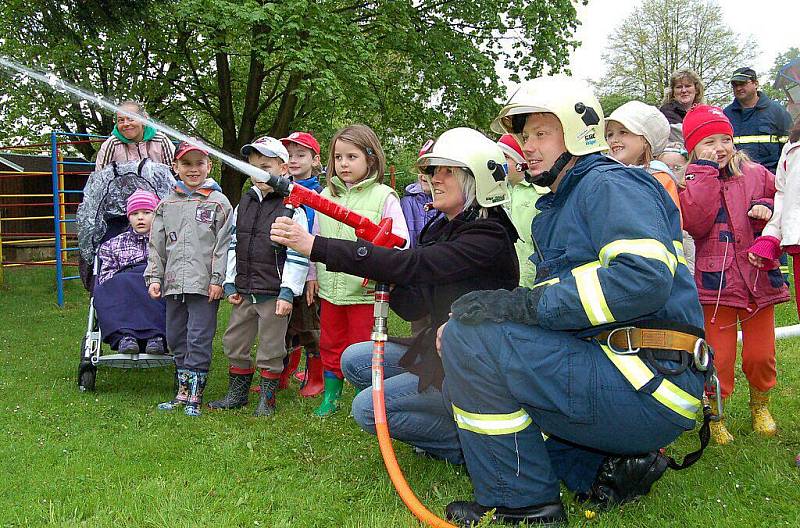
left=416, top=127, right=510, bottom=207
left=491, top=75, right=608, bottom=156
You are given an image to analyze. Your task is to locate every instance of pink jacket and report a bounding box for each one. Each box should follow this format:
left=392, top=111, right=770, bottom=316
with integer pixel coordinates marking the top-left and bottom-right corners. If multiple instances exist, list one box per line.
left=680, top=160, right=789, bottom=310
left=94, top=132, right=175, bottom=171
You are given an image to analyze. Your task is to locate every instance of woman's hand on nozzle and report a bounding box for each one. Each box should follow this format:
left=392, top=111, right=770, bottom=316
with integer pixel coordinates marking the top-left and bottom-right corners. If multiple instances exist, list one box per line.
left=270, top=216, right=315, bottom=257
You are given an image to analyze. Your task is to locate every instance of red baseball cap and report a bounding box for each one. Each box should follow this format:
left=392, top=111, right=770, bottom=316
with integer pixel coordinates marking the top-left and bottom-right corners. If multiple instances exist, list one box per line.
left=280, top=132, right=320, bottom=155
left=174, top=138, right=210, bottom=160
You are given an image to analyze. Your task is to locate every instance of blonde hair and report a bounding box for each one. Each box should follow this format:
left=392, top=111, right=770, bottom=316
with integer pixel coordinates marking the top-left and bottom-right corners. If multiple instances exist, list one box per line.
left=662, top=69, right=705, bottom=106
left=326, top=124, right=386, bottom=196
left=117, top=100, right=148, bottom=118
left=688, top=148, right=751, bottom=177
left=639, top=142, right=653, bottom=167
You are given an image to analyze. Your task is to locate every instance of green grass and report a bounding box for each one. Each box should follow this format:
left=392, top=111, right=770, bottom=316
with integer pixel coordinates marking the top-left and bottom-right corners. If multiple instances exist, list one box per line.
left=1, top=267, right=799, bottom=527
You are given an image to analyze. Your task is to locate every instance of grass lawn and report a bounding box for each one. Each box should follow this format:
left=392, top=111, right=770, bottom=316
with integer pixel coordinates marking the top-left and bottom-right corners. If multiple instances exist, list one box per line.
left=1, top=266, right=799, bottom=527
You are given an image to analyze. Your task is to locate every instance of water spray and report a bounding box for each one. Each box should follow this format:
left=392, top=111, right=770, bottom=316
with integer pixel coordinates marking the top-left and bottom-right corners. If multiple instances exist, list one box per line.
left=0, top=56, right=456, bottom=528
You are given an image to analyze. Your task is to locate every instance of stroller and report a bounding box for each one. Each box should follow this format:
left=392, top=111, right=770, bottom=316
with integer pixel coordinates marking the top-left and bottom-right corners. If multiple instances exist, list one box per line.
left=75, top=159, right=176, bottom=391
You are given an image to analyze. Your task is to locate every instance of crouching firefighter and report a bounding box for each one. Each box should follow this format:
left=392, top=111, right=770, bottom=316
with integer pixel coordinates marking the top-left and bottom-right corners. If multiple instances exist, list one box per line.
left=439, top=75, right=719, bottom=527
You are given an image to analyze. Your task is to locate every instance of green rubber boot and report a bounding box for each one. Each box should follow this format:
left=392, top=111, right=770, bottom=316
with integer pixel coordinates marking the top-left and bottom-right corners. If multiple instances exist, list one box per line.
left=313, top=375, right=343, bottom=418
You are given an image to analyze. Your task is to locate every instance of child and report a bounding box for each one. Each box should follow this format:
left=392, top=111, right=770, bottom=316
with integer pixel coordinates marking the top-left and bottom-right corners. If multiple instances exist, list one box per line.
left=306, top=124, right=409, bottom=416
left=496, top=134, right=541, bottom=288
left=145, top=140, right=233, bottom=417
left=96, top=189, right=165, bottom=354
left=606, top=101, right=681, bottom=215
left=749, top=115, right=800, bottom=315
left=658, top=143, right=695, bottom=273
left=679, top=105, right=789, bottom=444
left=400, top=140, right=438, bottom=248
left=207, top=136, right=309, bottom=417
left=280, top=132, right=325, bottom=397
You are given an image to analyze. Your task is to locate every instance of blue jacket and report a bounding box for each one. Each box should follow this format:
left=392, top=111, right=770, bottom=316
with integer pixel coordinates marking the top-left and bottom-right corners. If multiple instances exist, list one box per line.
left=399, top=182, right=437, bottom=248
left=724, top=92, right=793, bottom=173
left=531, top=154, right=703, bottom=336
left=293, top=175, right=323, bottom=231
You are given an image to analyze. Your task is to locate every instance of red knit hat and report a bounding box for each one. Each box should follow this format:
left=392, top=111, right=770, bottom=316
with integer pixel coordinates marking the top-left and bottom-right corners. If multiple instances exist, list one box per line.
left=682, top=104, right=734, bottom=155
left=496, top=134, right=526, bottom=165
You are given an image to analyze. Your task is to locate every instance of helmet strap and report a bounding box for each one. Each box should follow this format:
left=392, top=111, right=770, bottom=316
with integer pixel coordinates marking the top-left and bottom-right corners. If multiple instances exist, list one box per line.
left=525, top=152, right=573, bottom=187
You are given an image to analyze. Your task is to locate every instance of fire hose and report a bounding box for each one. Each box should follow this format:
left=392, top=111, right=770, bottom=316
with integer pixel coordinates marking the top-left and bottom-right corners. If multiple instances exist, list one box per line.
left=267, top=174, right=458, bottom=528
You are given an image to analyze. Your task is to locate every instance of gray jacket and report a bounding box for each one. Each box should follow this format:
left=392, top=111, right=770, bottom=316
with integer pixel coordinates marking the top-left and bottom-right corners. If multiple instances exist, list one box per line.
left=145, top=178, right=233, bottom=296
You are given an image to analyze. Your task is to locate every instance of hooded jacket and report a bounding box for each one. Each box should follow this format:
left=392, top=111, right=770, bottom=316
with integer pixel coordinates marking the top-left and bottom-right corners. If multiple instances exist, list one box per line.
left=680, top=160, right=789, bottom=310
left=95, top=125, right=175, bottom=171
left=762, top=141, right=800, bottom=246
left=310, top=206, right=519, bottom=390
left=144, top=178, right=233, bottom=296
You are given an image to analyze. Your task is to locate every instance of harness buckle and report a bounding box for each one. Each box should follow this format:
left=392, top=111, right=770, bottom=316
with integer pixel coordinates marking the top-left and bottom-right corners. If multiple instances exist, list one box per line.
left=606, top=326, right=640, bottom=355
left=692, top=338, right=710, bottom=372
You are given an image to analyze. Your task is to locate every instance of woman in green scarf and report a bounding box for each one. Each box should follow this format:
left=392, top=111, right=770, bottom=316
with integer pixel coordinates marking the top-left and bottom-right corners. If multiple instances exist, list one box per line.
left=94, top=100, right=175, bottom=170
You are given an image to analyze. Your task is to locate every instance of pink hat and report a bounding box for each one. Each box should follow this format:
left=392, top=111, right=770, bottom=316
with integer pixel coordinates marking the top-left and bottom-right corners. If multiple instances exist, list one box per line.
left=127, top=189, right=159, bottom=215
left=682, top=105, right=734, bottom=155
left=280, top=132, right=320, bottom=155
left=496, top=134, right=526, bottom=165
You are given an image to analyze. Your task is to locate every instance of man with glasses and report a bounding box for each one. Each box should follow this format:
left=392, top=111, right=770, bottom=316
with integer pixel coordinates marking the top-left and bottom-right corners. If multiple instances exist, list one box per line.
left=724, top=67, right=793, bottom=173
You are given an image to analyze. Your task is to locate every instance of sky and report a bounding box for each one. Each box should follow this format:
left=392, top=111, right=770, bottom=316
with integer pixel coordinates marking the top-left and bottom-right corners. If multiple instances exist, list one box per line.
left=567, top=0, right=800, bottom=83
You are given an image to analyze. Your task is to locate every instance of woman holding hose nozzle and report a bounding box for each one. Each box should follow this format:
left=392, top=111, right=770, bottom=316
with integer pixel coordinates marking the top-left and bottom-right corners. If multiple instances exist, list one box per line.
left=270, top=127, right=519, bottom=464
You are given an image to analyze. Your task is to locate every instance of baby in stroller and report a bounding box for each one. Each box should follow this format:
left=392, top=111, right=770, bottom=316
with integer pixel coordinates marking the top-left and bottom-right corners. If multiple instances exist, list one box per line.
left=95, top=190, right=167, bottom=354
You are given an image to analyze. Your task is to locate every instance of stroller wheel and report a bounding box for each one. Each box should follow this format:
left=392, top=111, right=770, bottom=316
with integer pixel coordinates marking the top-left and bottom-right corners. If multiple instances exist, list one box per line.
left=78, top=362, right=97, bottom=392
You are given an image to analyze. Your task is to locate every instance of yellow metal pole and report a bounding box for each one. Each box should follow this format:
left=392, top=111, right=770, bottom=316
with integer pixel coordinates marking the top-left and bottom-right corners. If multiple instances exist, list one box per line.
left=58, top=152, right=67, bottom=263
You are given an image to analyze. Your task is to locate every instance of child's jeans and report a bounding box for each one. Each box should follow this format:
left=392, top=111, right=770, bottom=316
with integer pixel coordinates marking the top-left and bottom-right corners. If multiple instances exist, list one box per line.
left=702, top=303, right=776, bottom=398
left=166, top=293, right=219, bottom=371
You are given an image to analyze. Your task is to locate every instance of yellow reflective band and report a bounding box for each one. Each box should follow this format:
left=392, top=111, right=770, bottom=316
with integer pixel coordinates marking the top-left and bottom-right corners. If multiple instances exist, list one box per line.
left=599, top=239, right=677, bottom=275
left=652, top=379, right=701, bottom=419
left=572, top=261, right=615, bottom=326
left=780, top=265, right=790, bottom=274
left=533, top=277, right=560, bottom=289
left=600, top=345, right=653, bottom=390
left=452, top=404, right=532, bottom=435
left=673, top=241, right=688, bottom=266
left=733, top=135, right=789, bottom=144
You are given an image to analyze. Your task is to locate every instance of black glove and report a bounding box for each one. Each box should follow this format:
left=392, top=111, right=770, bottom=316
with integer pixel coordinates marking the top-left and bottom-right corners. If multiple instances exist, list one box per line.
left=450, top=286, right=546, bottom=326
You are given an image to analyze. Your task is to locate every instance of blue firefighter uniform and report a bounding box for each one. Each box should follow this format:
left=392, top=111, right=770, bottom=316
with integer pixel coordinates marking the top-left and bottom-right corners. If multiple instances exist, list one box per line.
left=441, top=153, right=705, bottom=508
left=724, top=92, right=793, bottom=174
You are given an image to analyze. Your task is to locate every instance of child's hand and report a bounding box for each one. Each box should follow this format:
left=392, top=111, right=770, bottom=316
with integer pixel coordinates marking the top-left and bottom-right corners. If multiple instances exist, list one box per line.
left=306, top=280, right=319, bottom=306
left=748, top=252, right=766, bottom=268
left=747, top=204, right=772, bottom=221
left=208, top=284, right=223, bottom=302
left=270, top=216, right=315, bottom=256
left=276, top=299, right=293, bottom=317
left=148, top=283, right=161, bottom=300
left=228, top=292, right=243, bottom=305
left=697, top=147, right=717, bottom=163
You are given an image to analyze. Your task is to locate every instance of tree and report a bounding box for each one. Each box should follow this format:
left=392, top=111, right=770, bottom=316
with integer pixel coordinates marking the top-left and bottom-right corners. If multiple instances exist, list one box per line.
left=600, top=0, right=757, bottom=106
left=0, top=0, right=584, bottom=204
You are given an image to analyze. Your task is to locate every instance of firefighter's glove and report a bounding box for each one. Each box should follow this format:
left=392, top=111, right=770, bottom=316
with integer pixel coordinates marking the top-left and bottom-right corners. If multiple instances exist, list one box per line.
left=450, top=286, right=545, bottom=326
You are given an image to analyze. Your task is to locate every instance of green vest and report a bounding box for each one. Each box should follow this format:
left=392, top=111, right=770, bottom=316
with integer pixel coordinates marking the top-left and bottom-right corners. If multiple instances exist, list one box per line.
left=317, top=175, right=398, bottom=305
left=506, top=181, right=542, bottom=288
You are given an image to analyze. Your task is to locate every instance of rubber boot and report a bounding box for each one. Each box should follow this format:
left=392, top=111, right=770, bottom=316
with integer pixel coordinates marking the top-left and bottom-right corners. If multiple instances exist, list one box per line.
left=299, top=354, right=324, bottom=398
left=313, top=374, right=343, bottom=417
left=278, top=347, right=302, bottom=390
left=207, top=370, right=253, bottom=410
left=709, top=397, right=734, bottom=445
left=749, top=386, right=777, bottom=437
left=184, top=370, right=208, bottom=417
left=254, top=376, right=280, bottom=417
left=158, top=368, right=190, bottom=410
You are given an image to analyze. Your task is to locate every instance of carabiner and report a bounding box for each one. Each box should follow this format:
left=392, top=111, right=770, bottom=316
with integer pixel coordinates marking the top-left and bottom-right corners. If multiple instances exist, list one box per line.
left=692, top=338, right=710, bottom=372
left=607, top=326, right=640, bottom=355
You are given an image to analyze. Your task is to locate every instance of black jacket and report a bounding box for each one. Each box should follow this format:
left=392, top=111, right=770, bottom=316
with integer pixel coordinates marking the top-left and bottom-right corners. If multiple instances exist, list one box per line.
left=659, top=100, right=688, bottom=124
left=234, top=189, right=289, bottom=295
left=310, top=206, right=519, bottom=390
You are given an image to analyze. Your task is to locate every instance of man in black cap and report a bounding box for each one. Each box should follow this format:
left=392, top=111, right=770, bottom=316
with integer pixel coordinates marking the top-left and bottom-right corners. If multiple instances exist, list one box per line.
left=723, top=66, right=793, bottom=173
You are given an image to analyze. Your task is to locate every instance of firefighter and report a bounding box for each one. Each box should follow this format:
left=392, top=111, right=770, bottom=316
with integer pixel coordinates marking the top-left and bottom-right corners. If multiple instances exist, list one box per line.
left=439, top=76, right=710, bottom=526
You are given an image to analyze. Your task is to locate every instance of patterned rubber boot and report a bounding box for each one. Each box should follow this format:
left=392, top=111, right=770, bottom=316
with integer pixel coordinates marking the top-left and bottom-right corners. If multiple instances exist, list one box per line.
left=278, top=347, right=302, bottom=390
left=184, top=370, right=209, bottom=417
left=299, top=354, right=324, bottom=398
left=207, top=371, right=253, bottom=410
left=749, top=386, right=777, bottom=437
left=254, top=376, right=280, bottom=417
left=709, top=398, right=734, bottom=445
left=158, top=368, right=190, bottom=410
left=313, top=373, right=343, bottom=418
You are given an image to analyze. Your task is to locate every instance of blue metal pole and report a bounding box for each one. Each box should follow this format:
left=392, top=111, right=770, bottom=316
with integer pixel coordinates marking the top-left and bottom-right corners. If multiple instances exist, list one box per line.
left=51, top=131, right=64, bottom=307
